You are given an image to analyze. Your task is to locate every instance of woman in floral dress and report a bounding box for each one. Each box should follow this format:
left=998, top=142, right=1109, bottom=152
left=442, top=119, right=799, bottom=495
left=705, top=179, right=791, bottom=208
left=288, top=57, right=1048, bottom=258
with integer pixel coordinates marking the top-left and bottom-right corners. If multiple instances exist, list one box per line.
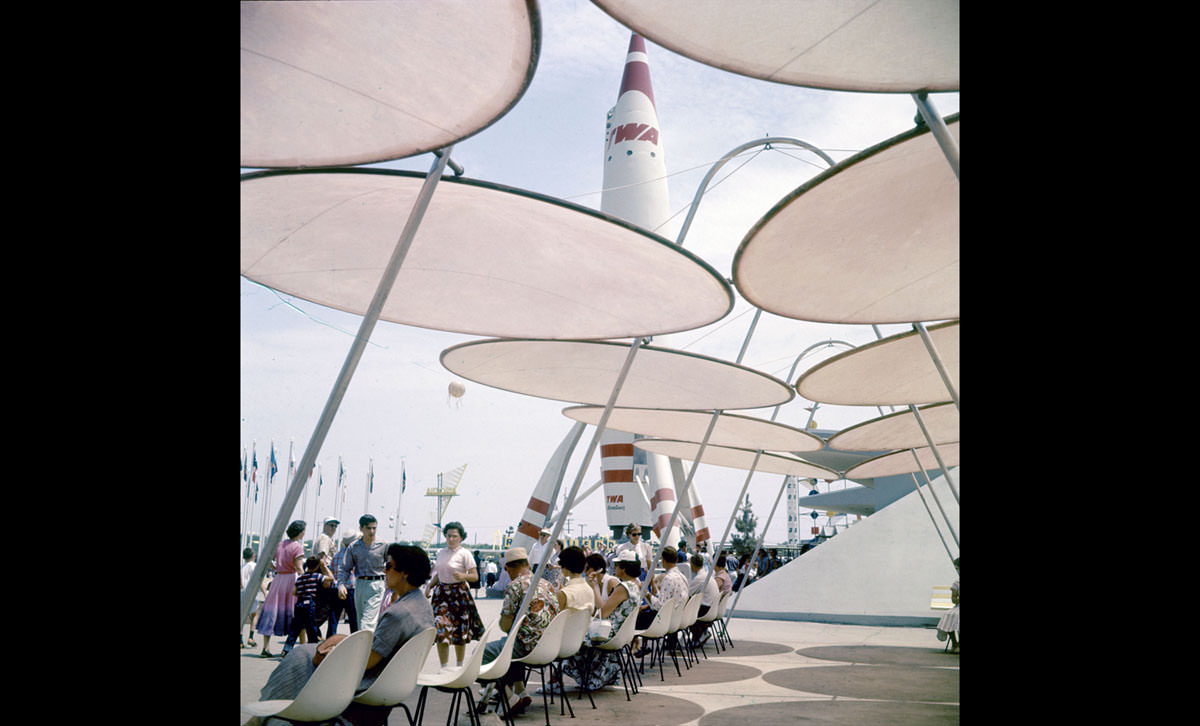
left=562, top=550, right=641, bottom=691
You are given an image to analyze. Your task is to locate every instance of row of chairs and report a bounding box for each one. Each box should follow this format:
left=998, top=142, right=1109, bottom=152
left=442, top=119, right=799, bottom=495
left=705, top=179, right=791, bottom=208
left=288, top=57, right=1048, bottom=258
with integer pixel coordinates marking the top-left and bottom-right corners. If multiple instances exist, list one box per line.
left=634, top=590, right=734, bottom=682
left=241, top=593, right=735, bottom=726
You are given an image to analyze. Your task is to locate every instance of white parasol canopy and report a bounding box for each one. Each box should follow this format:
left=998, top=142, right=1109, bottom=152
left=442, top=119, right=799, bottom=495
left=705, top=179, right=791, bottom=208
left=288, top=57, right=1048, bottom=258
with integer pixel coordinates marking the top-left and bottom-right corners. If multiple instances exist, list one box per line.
left=591, top=0, right=958, bottom=93
left=562, top=405, right=824, bottom=453
left=440, top=339, right=793, bottom=411
left=733, top=117, right=959, bottom=325
left=796, top=321, right=958, bottom=406
left=241, top=170, right=733, bottom=340
left=633, top=439, right=837, bottom=479
left=241, top=0, right=540, bottom=168
left=827, top=402, right=958, bottom=452
left=845, top=443, right=960, bottom=479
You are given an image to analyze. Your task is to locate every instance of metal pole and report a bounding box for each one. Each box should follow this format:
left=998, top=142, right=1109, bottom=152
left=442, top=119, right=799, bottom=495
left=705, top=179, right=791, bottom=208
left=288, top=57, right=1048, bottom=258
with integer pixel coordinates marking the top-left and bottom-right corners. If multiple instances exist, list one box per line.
left=693, top=339, right=853, bottom=599
left=908, top=449, right=959, bottom=548
left=908, top=471, right=956, bottom=562
left=511, top=337, right=647, bottom=627
left=907, top=404, right=959, bottom=503
left=913, top=322, right=959, bottom=410
left=239, top=147, right=454, bottom=629
left=674, top=137, right=836, bottom=249
left=724, top=470, right=789, bottom=626
left=910, top=92, right=959, bottom=179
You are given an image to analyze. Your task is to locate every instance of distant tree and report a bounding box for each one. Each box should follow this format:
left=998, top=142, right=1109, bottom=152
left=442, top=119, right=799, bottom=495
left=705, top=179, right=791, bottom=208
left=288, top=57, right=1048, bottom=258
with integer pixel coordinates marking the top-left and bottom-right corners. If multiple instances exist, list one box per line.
left=730, top=494, right=758, bottom=558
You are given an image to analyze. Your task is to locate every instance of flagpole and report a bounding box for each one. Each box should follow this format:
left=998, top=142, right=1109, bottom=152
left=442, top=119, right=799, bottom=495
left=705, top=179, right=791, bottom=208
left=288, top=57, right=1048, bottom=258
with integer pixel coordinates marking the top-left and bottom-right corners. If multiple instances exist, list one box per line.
left=363, top=458, right=372, bottom=524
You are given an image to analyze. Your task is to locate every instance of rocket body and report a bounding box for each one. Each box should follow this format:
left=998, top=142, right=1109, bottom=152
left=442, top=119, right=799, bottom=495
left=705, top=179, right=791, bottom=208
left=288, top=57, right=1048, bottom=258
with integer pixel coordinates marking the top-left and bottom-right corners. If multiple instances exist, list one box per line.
left=599, top=34, right=687, bottom=546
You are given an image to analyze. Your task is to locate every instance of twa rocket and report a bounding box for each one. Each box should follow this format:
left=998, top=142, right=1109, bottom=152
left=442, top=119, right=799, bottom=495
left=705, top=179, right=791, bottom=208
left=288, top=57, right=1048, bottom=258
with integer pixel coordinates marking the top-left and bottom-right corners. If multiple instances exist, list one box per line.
left=598, top=34, right=710, bottom=550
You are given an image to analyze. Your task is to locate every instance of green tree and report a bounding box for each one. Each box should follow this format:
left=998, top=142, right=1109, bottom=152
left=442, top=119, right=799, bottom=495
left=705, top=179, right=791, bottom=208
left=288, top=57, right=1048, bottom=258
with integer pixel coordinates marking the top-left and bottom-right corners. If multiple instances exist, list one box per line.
left=730, top=494, right=758, bottom=558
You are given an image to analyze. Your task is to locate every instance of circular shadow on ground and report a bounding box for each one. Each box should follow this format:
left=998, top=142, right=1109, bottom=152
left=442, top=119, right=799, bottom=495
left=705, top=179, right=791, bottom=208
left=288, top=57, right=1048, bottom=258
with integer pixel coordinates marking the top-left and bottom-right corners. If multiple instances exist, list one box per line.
left=699, top=700, right=959, bottom=725
left=410, top=687, right=706, bottom=726
left=637, top=659, right=761, bottom=686
left=798, top=645, right=959, bottom=667
left=764, top=665, right=959, bottom=703
left=703, top=639, right=793, bottom=657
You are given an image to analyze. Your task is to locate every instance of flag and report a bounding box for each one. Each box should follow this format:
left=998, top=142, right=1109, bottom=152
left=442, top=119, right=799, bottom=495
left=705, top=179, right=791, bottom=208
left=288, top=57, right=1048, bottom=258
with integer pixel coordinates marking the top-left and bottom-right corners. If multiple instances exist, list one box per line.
left=241, top=449, right=247, bottom=481
left=338, top=457, right=345, bottom=487
left=401, top=463, right=406, bottom=494
left=288, top=445, right=296, bottom=483
left=318, top=466, right=324, bottom=496
left=368, top=459, right=374, bottom=493
left=270, top=444, right=279, bottom=481
left=252, top=447, right=259, bottom=502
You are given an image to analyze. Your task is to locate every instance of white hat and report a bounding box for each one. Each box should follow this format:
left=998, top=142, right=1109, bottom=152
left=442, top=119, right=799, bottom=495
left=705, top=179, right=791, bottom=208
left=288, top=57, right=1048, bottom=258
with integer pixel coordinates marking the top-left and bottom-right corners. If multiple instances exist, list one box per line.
left=324, top=516, right=340, bottom=525
left=615, top=550, right=638, bottom=562
left=539, top=528, right=551, bottom=536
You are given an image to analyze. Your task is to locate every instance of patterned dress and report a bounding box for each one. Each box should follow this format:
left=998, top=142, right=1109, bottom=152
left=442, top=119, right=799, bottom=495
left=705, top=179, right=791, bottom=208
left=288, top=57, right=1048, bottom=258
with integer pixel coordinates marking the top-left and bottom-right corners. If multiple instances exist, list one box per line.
left=431, top=546, right=484, bottom=645
left=561, top=579, right=639, bottom=690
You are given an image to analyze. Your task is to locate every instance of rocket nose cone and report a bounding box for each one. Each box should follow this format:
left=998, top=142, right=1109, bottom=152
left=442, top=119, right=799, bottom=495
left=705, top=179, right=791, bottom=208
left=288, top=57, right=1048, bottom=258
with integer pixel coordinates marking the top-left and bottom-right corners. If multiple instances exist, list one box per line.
left=619, top=33, right=655, bottom=107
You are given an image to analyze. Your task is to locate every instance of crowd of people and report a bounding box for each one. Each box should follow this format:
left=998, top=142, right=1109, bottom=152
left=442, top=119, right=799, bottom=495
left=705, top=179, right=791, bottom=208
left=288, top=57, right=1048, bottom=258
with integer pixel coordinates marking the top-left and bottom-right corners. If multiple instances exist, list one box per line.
left=240, top=517, right=768, bottom=725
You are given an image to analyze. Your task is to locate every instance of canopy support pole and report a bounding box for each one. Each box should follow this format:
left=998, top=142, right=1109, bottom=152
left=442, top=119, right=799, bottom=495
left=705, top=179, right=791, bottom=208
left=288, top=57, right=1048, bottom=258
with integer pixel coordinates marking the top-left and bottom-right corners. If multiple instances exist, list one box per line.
left=908, top=404, right=959, bottom=503
left=913, top=322, right=959, bottom=410
left=723, top=469, right=789, bottom=627
left=239, top=147, right=454, bottom=630
left=512, top=337, right=646, bottom=628
left=910, top=92, right=959, bottom=179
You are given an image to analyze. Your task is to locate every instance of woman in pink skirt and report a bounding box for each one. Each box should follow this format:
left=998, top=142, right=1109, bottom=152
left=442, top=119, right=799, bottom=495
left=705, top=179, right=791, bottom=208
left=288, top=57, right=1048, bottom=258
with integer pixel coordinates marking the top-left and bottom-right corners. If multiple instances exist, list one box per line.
left=255, top=520, right=307, bottom=657
left=424, top=521, right=483, bottom=669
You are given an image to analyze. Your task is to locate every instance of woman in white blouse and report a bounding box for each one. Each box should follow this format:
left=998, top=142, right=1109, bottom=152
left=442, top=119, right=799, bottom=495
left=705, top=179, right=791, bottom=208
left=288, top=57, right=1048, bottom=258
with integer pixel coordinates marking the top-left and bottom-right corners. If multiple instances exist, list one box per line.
left=425, top=521, right=482, bottom=669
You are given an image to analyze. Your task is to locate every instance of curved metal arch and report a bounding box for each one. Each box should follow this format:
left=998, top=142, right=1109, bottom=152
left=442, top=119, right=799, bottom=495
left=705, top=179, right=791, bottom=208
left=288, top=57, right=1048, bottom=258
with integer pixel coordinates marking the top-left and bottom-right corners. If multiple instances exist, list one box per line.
left=675, top=137, right=837, bottom=248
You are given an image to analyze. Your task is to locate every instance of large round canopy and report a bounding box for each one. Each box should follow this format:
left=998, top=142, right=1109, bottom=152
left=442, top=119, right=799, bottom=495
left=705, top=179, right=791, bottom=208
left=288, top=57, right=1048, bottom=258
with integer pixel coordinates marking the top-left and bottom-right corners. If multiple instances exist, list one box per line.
left=591, top=0, right=958, bottom=93
left=733, top=117, right=959, bottom=325
left=845, top=443, right=960, bottom=479
left=633, top=439, right=837, bottom=479
left=562, top=406, right=825, bottom=452
left=795, top=321, right=958, bottom=406
left=241, top=170, right=732, bottom=340
left=241, top=0, right=540, bottom=168
left=440, top=340, right=793, bottom=410
left=827, top=402, right=958, bottom=452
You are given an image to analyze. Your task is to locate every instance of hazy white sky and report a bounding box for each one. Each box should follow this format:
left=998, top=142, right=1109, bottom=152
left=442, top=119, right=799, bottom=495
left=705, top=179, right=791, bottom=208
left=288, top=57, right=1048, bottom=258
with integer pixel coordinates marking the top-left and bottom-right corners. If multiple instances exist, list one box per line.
left=240, top=0, right=959, bottom=550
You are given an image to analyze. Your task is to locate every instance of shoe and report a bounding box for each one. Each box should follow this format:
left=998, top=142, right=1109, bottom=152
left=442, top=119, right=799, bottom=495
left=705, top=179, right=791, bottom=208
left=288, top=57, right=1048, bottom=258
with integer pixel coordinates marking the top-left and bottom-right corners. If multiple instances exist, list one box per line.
left=534, top=681, right=562, bottom=695
left=248, top=639, right=257, bottom=648
left=260, top=650, right=274, bottom=658
left=510, top=696, right=532, bottom=715
left=696, top=632, right=711, bottom=647
left=633, top=645, right=651, bottom=658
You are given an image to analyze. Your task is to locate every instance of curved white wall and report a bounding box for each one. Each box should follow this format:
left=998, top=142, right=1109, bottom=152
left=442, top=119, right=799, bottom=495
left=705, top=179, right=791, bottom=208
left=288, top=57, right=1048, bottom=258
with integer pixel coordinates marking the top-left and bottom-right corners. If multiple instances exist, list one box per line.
left=732, top=468, right=959, bottom=626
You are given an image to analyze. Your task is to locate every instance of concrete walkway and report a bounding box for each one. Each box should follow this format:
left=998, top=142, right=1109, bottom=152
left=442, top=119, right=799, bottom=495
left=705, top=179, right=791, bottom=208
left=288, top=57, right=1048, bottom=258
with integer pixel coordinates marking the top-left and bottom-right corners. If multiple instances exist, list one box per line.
left=240, top=593, right=959, bottom=725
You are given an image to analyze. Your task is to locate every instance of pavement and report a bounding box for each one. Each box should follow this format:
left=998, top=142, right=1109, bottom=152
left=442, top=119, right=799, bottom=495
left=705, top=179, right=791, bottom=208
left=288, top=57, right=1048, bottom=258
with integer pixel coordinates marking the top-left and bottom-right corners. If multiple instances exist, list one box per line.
left=240, top=592, right=959, bottom=725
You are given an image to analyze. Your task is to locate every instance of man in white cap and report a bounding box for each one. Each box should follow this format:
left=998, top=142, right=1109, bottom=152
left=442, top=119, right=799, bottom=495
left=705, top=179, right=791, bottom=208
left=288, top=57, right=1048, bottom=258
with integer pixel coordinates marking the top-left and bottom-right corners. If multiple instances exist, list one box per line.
left=314, top=516, right=340, bottom=568
left=529, top=528, right=552, bottom=574
left=479, top=546, right=560, bottom=715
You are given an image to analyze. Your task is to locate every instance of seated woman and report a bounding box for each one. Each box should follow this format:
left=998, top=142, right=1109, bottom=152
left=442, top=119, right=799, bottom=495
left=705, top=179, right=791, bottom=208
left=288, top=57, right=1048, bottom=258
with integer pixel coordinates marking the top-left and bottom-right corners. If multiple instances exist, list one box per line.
left=560, top=550, right=641, bottom=691
left=251, top=544, right=435, bottom=723
left=935, top=557, right=960, bottom=653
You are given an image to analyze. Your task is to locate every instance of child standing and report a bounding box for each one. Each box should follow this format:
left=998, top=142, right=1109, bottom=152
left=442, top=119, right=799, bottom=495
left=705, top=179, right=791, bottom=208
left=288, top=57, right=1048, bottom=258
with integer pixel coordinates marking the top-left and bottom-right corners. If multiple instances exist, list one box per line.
left=282, top=556, right=334, bottom=656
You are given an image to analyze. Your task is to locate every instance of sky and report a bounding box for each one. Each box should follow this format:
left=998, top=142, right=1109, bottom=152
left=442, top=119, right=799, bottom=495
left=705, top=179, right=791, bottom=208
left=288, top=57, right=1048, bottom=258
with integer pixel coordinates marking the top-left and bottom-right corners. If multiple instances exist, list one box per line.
left=240, top=0, right=959, bottom=553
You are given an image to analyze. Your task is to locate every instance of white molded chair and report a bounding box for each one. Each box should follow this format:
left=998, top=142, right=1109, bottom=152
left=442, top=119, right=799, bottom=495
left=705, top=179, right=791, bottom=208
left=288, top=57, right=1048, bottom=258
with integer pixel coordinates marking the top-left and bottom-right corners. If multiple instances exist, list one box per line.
left=633, top=600, right=675, bottom=682
left=352, top=626, right=437, bottom=724
left=513, top=610, right=572, bottom=726
left=713, top=591, right=734, bottom=650
left=551, top=608, right=593, bottom=712
left=241, top=629, right=374, bottom=723
left=475, top=614, right=525, bottom=726
left=413, top=620, right=494, bottom=726
left=593, top=606, right=641, bottom=701
left=694, top=596, right=722, bottom=655
left=678, top=593, right=703, bottom=666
